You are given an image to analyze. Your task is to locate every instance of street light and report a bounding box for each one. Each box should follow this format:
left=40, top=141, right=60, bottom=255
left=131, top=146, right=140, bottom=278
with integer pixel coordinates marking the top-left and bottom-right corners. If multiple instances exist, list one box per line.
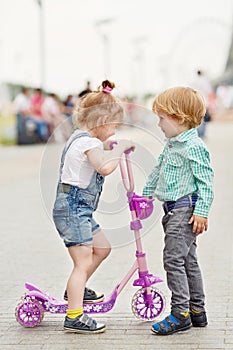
left=131, top=36, right=148, bottom=99
left=95, top=18, right=115, bottom=78
left=36, top=0, right=46, bottom=90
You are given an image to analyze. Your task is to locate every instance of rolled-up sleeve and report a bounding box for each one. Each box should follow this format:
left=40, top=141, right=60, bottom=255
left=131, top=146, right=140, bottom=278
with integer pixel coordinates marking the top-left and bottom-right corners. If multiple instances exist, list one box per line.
left=188, top=145, right=214, bottom=217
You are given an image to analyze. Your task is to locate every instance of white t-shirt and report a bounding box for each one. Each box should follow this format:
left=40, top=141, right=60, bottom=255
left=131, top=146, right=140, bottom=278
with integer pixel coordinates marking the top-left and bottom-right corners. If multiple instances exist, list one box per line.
left=42, top=96, right=60, bottom=116
left=14, top=93, right=30, bottom=113
left=61, top=131, right=103, bottom=188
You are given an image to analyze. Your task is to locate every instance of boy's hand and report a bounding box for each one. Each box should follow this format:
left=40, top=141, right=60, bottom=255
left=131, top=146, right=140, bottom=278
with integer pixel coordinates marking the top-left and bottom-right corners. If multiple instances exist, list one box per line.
left=188, top=215, right=208, bottom=234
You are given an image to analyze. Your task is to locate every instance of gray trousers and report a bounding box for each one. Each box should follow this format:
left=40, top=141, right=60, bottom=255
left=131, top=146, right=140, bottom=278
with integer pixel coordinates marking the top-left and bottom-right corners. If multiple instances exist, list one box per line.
left=162, top=206, right=205, bottom=313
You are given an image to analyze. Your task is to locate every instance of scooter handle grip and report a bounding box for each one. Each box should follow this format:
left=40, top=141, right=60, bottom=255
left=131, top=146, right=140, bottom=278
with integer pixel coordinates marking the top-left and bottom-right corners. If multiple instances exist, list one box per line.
left=109, top=141, right=133, bottom=155
left=124, top=148, right=133, bottom=154
left=109, top=141, right=118, bottom=150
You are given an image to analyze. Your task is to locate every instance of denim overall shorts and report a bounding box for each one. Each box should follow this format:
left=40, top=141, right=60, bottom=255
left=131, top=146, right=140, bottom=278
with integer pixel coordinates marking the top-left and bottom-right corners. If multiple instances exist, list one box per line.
left=53, top=131, right=105, bottom=247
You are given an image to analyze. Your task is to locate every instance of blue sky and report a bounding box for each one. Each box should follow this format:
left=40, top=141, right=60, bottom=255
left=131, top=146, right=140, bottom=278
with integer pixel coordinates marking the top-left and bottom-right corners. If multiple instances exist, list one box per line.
left=1, top=0, right=233, bottom=96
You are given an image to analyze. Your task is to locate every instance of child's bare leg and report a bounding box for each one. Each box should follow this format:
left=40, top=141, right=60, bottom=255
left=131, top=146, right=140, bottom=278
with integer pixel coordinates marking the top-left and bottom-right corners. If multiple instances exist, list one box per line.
left=86, top=230, right=111, bottom=280
left=67, top=245, right=93, bottom=309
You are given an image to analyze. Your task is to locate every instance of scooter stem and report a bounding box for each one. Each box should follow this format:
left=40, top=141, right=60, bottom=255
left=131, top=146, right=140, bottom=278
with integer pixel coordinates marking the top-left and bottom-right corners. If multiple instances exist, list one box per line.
left=119, top=152, right=134, bottom=192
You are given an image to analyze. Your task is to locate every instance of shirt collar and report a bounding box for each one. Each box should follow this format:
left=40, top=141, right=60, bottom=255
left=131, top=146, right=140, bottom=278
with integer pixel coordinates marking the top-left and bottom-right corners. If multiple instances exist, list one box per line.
left=169, top=128, right=198, bottom=143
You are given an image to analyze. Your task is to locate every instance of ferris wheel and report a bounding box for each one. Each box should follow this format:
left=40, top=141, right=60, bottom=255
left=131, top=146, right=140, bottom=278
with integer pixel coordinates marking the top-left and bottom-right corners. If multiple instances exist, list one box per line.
left=162, top=16, right=233, bottom=86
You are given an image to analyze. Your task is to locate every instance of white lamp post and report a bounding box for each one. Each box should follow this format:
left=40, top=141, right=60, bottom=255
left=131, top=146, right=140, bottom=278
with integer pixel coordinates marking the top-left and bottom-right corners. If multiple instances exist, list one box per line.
left=95, top=18, right=115, bottom=78
left=132, top=36, right=148, bottom=99
left=36, top=0, right=46, bottom=90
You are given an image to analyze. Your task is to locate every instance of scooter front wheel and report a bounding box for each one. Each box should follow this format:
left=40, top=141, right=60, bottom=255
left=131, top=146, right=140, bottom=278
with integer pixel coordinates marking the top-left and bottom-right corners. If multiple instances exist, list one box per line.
left=15, top=297, right=44, bottom=327
left=131, top=287, right=165, bottom=321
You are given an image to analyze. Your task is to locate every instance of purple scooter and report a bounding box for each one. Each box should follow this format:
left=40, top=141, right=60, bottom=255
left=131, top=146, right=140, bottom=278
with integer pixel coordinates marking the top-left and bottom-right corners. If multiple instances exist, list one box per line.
left=15, top=148, right=165, bottom=328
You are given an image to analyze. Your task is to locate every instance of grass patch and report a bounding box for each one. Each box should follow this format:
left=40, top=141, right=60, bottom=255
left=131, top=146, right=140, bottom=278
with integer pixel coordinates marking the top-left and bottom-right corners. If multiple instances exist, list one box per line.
left=0, top=114, right=16, bottom=145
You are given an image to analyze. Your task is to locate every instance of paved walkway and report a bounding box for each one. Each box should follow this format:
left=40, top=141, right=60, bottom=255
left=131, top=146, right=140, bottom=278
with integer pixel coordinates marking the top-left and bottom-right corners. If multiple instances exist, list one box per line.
left=0, top=121, right=233, bottom=350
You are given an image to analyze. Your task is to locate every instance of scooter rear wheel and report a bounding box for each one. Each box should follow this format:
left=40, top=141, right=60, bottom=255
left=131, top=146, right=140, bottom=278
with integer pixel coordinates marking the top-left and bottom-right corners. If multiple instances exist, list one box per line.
left=15, top=297, right=44, bottom=327
left=131, top=287, right=165, bottom=321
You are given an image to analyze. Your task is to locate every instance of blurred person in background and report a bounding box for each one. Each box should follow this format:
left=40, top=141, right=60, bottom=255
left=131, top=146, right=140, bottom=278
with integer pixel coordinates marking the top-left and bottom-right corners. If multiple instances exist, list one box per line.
left=63, top=94, right=75, bottom=125
left=14, top=87, right=48, bottom=143
left=30, top=88, right=44, bottom=119
left=216, top=83, right=233, bottom=111
left=78, top=81, right=92, bottom=98
left=14, top=87, right=31, bottom=117
left=29, top=88, right=48, bottom=141
left=42, top=93, right=72, bottom=141
left=14, top=87, right=32, bottom=143
left=189, top=70, right=213, bottom=138
left=42, top=93, right=60, bottom=135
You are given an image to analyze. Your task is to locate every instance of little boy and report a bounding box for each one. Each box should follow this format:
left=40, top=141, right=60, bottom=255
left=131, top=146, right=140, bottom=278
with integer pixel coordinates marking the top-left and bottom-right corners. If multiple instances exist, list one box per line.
left=143, top=87, right=214, bottom=335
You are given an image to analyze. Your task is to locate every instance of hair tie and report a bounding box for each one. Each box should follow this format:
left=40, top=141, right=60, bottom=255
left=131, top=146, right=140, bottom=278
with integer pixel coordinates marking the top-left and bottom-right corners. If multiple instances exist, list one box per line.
left=102, top=86, right=112, bottom=94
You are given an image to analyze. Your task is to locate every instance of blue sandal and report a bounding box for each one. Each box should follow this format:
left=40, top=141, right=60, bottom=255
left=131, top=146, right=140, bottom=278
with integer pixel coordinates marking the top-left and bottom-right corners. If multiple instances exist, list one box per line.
left=151, top=313, right=192, bottom=335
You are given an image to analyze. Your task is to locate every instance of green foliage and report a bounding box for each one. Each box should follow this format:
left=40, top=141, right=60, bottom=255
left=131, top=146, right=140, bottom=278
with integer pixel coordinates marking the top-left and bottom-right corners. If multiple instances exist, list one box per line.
left=0, top=114, right=16, bottom=145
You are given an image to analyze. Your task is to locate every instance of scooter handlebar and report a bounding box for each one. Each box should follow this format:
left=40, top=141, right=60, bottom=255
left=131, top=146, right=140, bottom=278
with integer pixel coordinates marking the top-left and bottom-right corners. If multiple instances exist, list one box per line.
left=109, top=141, right=133, bottom=154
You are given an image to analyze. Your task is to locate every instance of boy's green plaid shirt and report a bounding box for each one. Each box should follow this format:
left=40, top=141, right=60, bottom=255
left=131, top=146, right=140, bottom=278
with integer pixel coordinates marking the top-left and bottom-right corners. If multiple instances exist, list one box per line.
left=142, top=128, right=214, bottom=217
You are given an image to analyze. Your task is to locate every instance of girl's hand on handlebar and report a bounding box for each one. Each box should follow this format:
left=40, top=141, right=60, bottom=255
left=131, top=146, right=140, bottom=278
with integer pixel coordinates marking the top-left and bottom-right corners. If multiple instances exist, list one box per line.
left=103, top=139, right=117, bottom=150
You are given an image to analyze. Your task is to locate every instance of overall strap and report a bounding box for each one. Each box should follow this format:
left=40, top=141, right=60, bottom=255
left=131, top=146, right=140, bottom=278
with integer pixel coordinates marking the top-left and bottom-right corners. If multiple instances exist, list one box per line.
left=59, top=131, right=90, bottom=182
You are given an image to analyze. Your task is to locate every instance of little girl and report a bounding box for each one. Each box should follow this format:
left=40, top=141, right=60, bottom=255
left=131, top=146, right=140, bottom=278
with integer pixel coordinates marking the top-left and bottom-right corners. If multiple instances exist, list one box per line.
left=53, top=80, right=134, bottom=334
